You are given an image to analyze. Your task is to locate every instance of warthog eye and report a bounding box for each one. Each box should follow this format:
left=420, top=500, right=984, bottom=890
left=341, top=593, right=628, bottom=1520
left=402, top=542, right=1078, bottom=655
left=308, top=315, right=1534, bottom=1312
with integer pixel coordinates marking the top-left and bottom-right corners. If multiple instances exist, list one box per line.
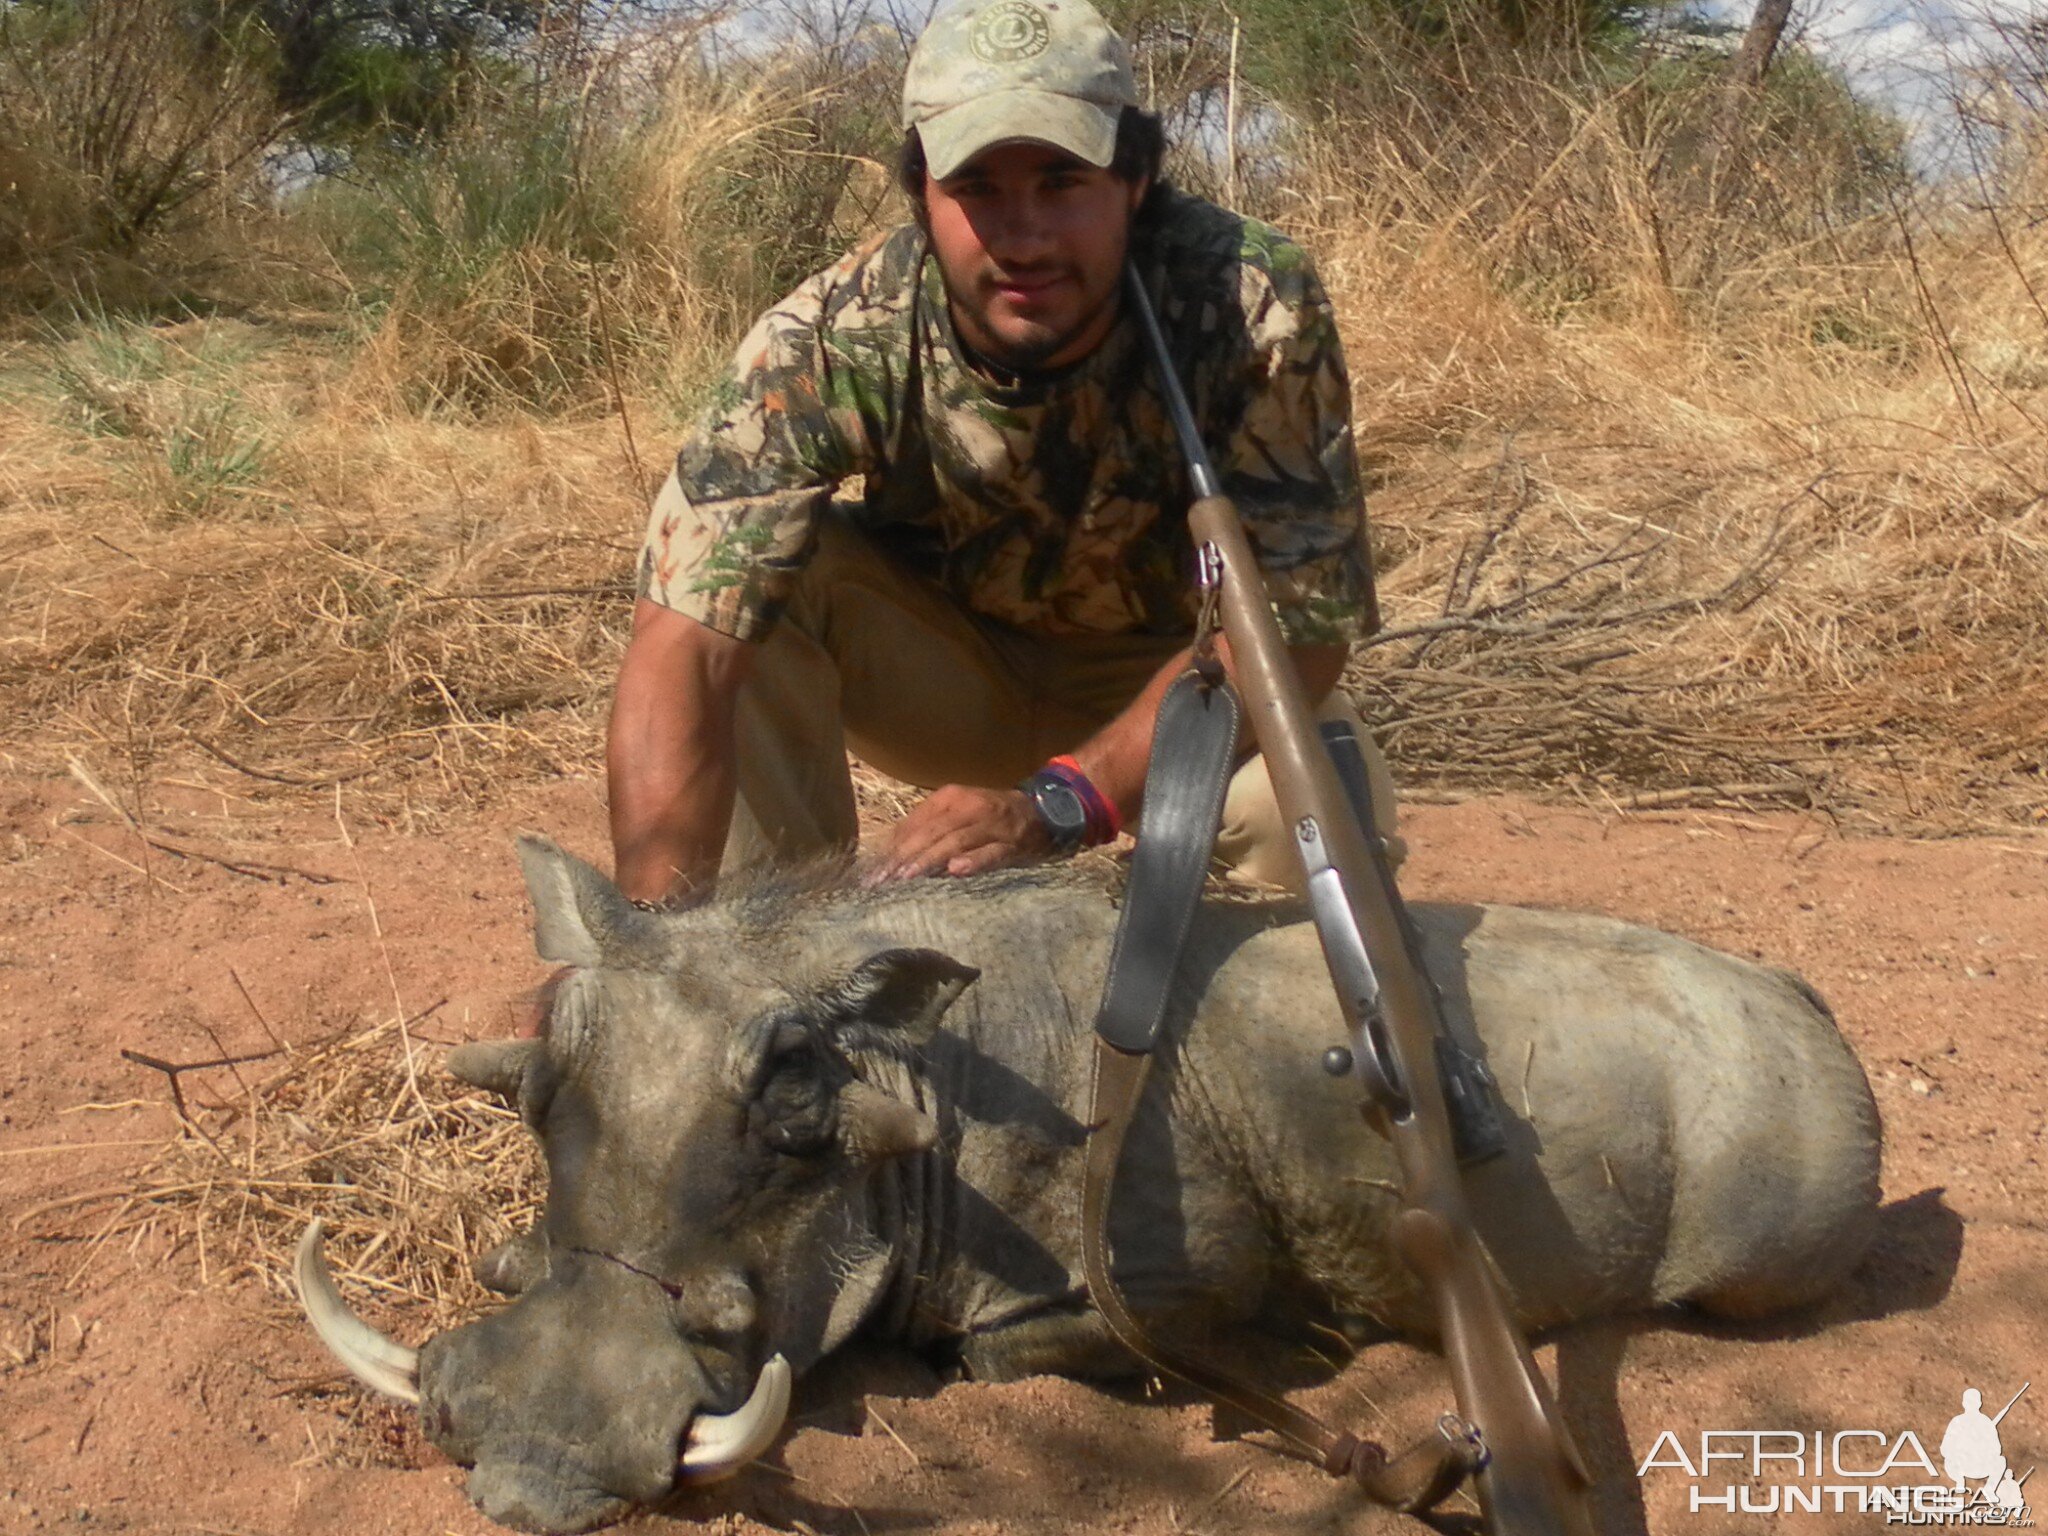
left=749, top=1038, right=841, bottom=1157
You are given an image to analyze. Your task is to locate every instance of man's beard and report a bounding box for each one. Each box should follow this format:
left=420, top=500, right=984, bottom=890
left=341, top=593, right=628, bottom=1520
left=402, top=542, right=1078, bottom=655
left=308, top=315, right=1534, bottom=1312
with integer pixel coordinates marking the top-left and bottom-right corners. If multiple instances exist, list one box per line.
left=943, top=265, right=1122, bottom=374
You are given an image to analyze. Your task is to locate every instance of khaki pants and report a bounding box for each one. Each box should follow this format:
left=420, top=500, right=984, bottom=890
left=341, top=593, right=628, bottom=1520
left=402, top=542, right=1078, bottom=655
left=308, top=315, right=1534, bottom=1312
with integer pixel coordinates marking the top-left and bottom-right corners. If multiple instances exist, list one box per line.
left=718, top=510, right=1403, bottom=889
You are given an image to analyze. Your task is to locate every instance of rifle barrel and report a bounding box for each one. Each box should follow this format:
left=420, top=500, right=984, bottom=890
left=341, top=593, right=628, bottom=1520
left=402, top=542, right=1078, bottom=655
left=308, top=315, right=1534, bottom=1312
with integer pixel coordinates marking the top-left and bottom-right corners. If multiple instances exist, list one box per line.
left=1993, top=1383, right=2029, bottom=1426
left=1123, top=266, right=1222, bottom=500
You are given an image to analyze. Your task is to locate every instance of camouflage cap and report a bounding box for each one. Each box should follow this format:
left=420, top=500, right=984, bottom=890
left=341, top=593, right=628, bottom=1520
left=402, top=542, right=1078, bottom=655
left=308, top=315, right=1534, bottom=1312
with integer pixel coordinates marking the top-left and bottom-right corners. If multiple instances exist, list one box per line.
left=902, top=0, right=1140, bottom=181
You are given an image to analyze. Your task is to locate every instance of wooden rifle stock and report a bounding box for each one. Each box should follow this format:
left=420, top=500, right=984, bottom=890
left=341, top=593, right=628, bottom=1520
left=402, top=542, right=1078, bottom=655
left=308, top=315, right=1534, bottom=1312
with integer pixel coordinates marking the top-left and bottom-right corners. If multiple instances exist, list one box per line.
left=1123, top=251, right=1591, bottom=1535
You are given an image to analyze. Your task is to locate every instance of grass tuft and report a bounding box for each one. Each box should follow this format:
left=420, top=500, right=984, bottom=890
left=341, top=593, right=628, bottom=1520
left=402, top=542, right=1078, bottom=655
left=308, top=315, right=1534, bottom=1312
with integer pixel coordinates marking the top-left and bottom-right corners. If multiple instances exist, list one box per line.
left=28, top=1015, right=541, bottom=1341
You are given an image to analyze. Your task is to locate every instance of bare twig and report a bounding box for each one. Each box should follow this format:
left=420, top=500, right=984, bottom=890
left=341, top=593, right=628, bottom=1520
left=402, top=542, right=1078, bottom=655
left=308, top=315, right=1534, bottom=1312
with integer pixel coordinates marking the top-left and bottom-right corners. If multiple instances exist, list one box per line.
left=69, top=757, right=343, bottom=885
left=230, top=969, right=289, bottom=1056
left=865, top=1403, right=921, bottom=1464
left=332, top=792, right=432, bottom=1124
left=187, top=736, right=389, bottom=790
left=418, top=583, right=629, bottom=603
left=119, top=1045, right=281, bottom=1140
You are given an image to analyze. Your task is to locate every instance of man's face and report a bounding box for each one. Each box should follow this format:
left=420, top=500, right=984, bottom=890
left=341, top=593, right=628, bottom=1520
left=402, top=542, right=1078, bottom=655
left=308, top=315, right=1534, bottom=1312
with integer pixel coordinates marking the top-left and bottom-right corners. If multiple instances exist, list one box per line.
left=924, top=141, right=1147, bottom=373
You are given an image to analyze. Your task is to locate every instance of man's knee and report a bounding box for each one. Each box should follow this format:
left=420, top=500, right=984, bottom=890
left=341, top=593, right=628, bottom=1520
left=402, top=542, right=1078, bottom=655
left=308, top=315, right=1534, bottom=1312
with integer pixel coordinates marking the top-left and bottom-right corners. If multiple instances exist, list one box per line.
left=738, top=514, right=1054, bottom=799
left=1213, top=694, right=1404, bottom=893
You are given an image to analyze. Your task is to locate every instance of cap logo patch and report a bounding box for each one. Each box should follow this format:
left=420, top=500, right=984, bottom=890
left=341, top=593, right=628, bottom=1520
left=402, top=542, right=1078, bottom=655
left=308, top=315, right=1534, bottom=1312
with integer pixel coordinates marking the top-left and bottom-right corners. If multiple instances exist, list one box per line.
left=971, top=0, right=1051, bottom=62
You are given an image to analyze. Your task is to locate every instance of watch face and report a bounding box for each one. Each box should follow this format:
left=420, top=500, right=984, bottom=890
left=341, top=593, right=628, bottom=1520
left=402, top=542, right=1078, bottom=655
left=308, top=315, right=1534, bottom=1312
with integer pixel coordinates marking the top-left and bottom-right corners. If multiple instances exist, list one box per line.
left=1034, top=780, right=1089, bottom=847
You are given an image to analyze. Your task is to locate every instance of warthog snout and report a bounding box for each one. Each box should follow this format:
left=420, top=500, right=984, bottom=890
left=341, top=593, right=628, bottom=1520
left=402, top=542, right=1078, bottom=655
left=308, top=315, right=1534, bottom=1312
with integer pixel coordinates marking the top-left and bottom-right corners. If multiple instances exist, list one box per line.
left=298, top=1224, right=790, bottom=1535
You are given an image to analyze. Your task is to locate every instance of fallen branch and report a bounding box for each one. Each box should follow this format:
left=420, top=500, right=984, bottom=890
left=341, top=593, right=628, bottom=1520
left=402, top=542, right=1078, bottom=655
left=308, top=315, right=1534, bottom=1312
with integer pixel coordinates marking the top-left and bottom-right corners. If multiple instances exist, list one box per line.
left=0, top=1139, right=164, bottom=1159
left=418, top=583, right=630, bottom=603
left=66, top=757, right=342, bottom=884
left=187, top=735, right=391, bottom=789
left=120, top=1046, right=284, bottom=1132
left=1614, top=781, right=1812, bottom=809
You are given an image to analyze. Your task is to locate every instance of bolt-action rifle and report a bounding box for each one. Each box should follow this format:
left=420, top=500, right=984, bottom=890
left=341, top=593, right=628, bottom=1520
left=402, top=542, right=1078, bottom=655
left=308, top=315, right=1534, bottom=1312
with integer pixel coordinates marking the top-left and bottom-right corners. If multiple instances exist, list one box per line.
left=1120, top=264, right=1597, bottom=1536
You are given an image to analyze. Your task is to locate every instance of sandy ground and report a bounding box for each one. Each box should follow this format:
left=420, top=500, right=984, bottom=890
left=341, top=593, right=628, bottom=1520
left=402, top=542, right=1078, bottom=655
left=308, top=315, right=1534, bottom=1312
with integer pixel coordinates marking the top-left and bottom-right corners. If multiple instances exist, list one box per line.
left=0, top=773, right=2042, bottom=1536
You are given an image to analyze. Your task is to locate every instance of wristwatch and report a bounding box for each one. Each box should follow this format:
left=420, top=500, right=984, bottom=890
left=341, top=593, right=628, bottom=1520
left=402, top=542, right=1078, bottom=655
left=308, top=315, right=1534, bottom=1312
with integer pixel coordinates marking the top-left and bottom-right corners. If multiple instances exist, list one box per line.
left=1018, top=771, right=1090, bottom=853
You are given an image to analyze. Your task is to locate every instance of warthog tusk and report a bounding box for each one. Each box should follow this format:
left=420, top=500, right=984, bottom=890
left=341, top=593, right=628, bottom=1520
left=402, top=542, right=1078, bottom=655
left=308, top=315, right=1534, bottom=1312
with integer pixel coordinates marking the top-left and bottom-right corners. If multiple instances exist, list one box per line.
left=676, top=1354, right=792, bottom=1484
left=295, top=1219, right=421, bottom=1407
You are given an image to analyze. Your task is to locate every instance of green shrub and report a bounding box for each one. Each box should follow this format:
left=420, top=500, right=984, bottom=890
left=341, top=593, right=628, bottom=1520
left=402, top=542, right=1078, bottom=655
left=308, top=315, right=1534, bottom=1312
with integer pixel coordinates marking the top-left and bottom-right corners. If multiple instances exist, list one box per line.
left=0, top=0, right=285, bottom=304
left=28, top=313, right=273, bottom=518
left=40, top=315, right=175, bottom=437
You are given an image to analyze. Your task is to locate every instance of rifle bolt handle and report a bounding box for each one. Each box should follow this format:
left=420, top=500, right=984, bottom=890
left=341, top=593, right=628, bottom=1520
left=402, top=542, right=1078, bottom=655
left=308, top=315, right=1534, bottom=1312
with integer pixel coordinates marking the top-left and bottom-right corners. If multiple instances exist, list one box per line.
left=1322, top=1046, right=1355, bottom=1078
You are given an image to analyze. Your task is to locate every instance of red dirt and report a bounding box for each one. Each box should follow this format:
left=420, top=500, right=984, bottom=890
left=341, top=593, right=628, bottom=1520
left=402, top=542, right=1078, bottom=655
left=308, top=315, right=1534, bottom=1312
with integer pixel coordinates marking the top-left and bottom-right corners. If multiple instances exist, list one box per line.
left=1, top=775, right=2042, bottom=1536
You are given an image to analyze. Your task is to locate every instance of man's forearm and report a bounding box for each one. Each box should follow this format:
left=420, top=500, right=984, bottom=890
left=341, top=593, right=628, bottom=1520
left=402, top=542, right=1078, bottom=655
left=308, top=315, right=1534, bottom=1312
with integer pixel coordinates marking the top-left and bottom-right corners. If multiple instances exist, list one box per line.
left=1063, top=640, right=1348, bottom=825
left=607, top=599, right=753, bottom=904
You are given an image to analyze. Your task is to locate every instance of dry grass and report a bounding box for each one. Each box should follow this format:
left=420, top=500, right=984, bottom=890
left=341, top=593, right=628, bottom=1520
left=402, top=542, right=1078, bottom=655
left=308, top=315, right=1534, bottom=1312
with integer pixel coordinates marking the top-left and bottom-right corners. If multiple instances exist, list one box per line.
left=0, top=320, right=648, bottom=802
left=1280, top=73, right=2048, bottom=827
left=316, top=34, right=891, bottom=415
left=2, top=37, right=2044, bottom=834
left=28, top=1013, right=541, bottom=1341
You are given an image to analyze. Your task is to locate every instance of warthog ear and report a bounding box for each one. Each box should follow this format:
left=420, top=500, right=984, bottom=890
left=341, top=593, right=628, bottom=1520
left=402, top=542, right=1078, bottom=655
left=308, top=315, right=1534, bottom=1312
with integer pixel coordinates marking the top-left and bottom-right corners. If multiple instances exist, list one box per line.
left=446, top=1039, right=539, bottom=1098
left=818, top=948, right=979, bottom=1042
left=839, top=1080, right=939, bottom=1162
left=515, top=833, right=662, bottom=969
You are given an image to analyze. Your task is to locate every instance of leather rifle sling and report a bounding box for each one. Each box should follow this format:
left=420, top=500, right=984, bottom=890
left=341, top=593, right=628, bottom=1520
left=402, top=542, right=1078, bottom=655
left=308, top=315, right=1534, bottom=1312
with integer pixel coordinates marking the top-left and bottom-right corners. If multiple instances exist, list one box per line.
left=1080, top=669, right=1479, bottom=1514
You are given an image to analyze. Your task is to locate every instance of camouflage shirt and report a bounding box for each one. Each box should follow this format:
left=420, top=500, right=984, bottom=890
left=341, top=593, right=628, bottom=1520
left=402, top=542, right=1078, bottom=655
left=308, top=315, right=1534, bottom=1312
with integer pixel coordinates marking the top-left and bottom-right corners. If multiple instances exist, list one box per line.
left=639, top=189, right=1377, bottom=646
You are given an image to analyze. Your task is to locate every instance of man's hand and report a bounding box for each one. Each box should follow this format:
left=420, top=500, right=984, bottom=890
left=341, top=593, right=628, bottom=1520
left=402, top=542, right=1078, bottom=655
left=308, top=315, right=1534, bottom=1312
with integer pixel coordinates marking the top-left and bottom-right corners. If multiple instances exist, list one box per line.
left=862, top=640, right=1346, bottom=885
left=867, top=785, right=1053, bottom=882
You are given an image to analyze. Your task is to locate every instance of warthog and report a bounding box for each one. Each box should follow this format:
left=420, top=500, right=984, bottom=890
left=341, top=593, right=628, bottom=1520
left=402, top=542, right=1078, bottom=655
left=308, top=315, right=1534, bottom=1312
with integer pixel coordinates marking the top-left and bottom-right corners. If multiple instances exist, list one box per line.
left=301, top=835, right=1881, bottom=1534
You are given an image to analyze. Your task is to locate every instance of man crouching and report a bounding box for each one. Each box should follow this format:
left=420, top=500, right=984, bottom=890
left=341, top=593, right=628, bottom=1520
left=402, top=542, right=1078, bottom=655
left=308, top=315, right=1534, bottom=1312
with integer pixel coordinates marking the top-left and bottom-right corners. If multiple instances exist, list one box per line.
left=608, top=0, right=1397, bottom=904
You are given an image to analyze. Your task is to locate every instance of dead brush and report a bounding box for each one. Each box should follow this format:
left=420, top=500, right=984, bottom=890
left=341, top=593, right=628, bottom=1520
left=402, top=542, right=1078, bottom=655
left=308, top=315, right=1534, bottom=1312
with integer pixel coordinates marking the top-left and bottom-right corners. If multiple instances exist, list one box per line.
left=0, top=0, right=288, bottom=306
left=0, top=367, right=646, bottom=799
left=1268, top=47, right=2048, bottom=827
left=1339, top=388, right=2048, bottom=823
